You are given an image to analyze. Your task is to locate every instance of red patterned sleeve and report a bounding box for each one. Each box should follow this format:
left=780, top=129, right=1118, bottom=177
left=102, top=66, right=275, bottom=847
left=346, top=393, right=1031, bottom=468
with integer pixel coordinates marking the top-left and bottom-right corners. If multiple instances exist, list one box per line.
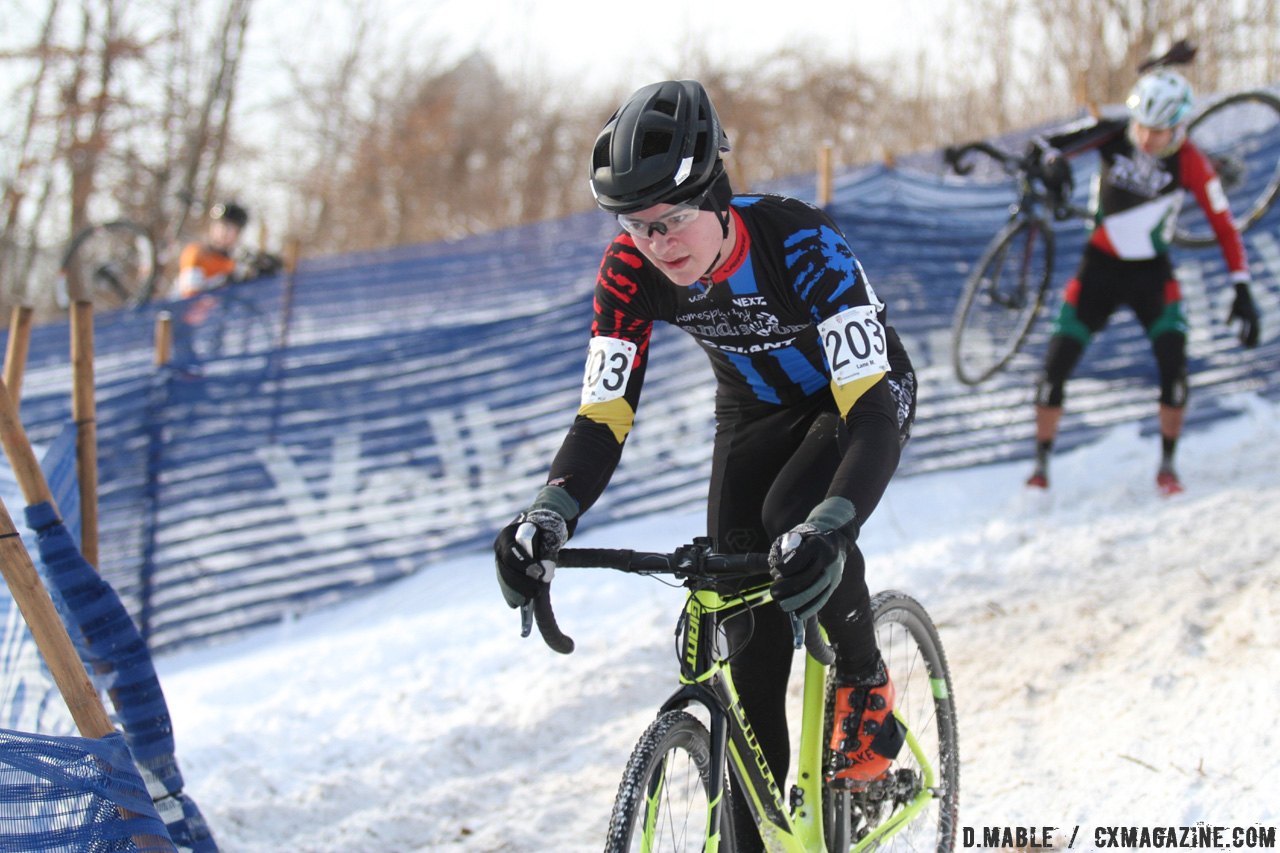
left=1179, top=143, right=1250, bottom=278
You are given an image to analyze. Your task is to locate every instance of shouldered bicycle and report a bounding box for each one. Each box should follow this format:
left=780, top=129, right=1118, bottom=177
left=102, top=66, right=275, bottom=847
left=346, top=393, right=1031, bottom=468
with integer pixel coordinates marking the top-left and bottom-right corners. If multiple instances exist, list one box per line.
left=943, top=140, right=1085, bottom=387
left=522, top=538, right=960, bottom=852
left=57, top=192, right=282, bottom=313
left=945, top=86, right=1280, bottom=387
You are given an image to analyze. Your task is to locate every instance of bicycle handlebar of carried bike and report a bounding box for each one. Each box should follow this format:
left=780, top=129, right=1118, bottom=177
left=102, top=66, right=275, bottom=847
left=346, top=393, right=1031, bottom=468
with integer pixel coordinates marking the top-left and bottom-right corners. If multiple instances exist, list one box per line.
left=943, top=140, right=1030, bottom=177
left=944, top=140, right=1087, bottom=222
left=519, top=544, right=837, bottom=665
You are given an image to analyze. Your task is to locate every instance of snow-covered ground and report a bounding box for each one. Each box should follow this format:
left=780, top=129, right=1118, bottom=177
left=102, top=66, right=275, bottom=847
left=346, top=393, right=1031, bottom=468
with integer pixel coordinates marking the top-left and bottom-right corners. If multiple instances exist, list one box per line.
left=157, top=394, right=1280, bottom=852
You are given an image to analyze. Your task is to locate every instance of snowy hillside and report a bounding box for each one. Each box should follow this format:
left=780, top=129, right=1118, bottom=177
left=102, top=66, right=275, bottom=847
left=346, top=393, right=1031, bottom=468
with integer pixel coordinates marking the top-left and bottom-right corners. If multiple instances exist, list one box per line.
left=155, top=394, right=1280, bottom=852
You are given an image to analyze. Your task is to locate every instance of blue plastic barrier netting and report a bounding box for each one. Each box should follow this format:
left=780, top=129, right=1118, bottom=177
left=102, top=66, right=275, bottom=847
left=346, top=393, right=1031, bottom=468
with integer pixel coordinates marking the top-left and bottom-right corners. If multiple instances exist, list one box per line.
left=24, top=501, right=215, bottom=852
left=0, top=727, right=175, bottom=852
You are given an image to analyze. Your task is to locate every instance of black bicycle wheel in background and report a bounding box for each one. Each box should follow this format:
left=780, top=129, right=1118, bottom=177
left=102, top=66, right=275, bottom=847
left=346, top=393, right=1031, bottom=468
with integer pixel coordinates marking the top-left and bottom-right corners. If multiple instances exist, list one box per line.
left=950, top=215, right=1056, bottom=386
left=824, top=591, right=960, bottom=853
left=1175, top=89, right=1280, bottom=248
left=59, top=220, right=159, bottom=311
left=190, top=291, right=277, bottom=361
left=605, top=709, right=728, bottom=852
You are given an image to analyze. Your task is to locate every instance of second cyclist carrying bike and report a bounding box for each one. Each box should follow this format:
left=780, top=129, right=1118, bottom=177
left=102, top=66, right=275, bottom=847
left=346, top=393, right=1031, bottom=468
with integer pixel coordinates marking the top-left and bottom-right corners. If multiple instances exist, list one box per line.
left=492, top=79, right=918, bottom=853
left=1023, top=68, right=1261, bottom=494
left=175, top=200, right=283, bottom=298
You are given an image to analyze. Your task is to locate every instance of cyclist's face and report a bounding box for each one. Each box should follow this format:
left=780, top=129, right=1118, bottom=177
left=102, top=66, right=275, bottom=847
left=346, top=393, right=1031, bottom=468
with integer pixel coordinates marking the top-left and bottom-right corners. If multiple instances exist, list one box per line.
left=622, top=204, right=731, bottom=287
left=209, top=220, right=242, bottom=251
left=1132, top=123, right=1176, bottom=155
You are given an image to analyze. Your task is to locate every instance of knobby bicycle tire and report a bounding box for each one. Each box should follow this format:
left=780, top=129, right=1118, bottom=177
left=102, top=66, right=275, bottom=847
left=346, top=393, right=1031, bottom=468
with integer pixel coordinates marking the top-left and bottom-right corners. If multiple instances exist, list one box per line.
left=1175, top=89, right=1280, bottom=248
left=604, top=709, right=729, bottom=852
left=951, top=215, right=1055, bottom=386
left=824, top=591, right=960, bottom=853
left=59, top=220, right=159, bottom=311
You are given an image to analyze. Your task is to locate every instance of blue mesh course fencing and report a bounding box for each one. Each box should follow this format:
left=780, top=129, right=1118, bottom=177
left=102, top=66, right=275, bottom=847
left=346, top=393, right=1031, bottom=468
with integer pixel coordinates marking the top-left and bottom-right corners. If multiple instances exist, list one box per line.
left=2, top=108, right=1278, bottom=658
left=0, top=728, right=174, bottom=852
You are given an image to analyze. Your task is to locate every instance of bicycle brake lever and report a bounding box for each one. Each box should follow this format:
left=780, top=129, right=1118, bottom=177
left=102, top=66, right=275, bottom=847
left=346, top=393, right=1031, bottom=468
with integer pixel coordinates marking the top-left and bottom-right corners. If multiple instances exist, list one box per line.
left=789, top=614, right=805, bottom=649
left=803, top=616, right=837, bottom=666
left=520, top=602, right=534, bottom=638
left=791, top=614, right=837, bottom=665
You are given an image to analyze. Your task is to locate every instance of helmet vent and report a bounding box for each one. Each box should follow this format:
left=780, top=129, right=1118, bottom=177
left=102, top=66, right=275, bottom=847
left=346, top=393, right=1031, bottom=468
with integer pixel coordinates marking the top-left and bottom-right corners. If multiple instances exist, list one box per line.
left=592, top=137, right=611, bottom=170
left=641, top=131, right=674, bottom=158
left=692, top=132, right=708, bottom=163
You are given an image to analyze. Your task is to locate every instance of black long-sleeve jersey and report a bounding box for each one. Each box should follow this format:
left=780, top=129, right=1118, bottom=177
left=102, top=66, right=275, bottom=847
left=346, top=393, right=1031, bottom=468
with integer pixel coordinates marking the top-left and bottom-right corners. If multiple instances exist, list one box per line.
left=546, top=194, right=913, bottom=520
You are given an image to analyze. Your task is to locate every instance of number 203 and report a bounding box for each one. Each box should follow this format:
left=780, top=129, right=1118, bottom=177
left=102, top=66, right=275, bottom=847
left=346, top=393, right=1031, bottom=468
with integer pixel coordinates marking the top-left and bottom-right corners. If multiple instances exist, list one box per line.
left=819, top=307, right=888, bottom=383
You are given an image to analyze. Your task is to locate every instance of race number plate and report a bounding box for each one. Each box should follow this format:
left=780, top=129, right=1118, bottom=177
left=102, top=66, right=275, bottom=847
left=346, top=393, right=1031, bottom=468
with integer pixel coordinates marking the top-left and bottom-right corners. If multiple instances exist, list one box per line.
left=817, top=305, right=889, bottom=385
left=581, top=336, right=638, bottom=404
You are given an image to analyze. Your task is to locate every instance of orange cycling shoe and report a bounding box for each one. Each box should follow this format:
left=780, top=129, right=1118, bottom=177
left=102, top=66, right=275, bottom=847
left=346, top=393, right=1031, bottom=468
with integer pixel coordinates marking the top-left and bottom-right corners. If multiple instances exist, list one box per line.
left=827, top=662, right=907, bottom=787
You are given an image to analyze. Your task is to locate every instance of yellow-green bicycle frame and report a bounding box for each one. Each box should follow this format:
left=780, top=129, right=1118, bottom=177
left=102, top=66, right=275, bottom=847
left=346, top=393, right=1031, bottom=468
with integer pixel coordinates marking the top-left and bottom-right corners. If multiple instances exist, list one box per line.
left=637, top=582, right=937, bottom=853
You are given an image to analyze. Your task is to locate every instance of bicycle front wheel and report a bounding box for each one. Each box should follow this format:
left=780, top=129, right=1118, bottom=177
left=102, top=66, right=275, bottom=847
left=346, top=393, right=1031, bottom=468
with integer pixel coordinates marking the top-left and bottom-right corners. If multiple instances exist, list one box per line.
left=825, top=591, right=960, bottom=853
left=1175, top=89, right=1280, bottom=248
left=950, top=215, right=1055, bottom=386
left=605, top=710, right=725, bottom=853
left=59, top=220, right=159, bottom=311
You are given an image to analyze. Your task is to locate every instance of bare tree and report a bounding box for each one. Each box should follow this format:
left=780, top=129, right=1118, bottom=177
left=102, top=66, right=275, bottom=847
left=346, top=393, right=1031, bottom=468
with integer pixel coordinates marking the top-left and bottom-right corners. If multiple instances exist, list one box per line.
left=0, top=0, right=259, bottom=313
left=5, top=0, right=1279, bottom=297
left=0, top=0, right=64, bottom=306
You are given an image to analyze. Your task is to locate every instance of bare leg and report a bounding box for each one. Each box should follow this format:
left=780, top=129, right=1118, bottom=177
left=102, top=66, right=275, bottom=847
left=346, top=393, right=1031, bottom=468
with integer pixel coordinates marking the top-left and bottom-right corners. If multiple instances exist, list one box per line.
left=1027, top=405, right=1064, bottom=487
left=1158, top=403, right=1184, bottom=444
left=1156, top=404, right=1186, bottom=494
left=1035, top=404, right=1064, bottom=443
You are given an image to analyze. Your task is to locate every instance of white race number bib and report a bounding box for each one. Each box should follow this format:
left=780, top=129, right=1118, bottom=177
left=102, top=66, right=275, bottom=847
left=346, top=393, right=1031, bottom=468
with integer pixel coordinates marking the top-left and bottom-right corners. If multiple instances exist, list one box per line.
left=581, top=336, right=637, bottom=404
left=818, top=305, right=890, bottom=385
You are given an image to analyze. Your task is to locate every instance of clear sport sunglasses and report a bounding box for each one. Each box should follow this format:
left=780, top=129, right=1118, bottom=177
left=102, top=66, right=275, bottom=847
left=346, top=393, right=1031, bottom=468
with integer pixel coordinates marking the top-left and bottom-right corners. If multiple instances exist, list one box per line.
left=616, top=187, right=712, bottom=239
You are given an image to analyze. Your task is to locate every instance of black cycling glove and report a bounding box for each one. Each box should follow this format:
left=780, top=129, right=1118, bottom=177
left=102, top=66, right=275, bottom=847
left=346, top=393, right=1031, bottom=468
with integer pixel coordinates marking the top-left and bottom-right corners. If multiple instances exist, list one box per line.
left=493, top=485, right=577, bottom=609
left=769, top=497, right=860, bottom=624
left=1226, top=281, right=1260, bottom=348
left=1026, top=138, right=1073, bottom=211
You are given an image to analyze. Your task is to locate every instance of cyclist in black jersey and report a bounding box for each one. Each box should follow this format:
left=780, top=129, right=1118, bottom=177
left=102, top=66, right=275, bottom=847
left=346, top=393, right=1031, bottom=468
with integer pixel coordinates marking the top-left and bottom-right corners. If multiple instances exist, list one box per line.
left=492, top=79, right=918, bottom=850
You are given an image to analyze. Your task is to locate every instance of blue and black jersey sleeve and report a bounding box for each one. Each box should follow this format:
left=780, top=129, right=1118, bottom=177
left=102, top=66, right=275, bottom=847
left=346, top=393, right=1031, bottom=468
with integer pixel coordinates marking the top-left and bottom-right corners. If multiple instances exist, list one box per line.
left=773, top=204, right=907, bottom=523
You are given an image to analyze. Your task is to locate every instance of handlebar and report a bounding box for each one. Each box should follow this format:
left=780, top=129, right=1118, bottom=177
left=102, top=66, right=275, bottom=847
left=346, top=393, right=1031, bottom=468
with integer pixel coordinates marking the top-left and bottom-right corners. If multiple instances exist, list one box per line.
left=518, top=542, right=837, bottom=665
left=943, top=140, right=1028, bottom=176
left=944, top=139, right=1086, bottom=222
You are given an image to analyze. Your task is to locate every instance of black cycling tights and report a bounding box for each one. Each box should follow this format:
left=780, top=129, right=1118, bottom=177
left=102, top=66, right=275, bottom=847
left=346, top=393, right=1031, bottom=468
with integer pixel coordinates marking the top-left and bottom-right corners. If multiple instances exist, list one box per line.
left=707, top=395, right=880, bottom=852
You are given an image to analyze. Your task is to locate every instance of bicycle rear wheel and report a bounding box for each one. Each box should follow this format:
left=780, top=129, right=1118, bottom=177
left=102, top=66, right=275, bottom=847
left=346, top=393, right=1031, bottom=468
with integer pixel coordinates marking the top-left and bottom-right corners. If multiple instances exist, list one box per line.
left=59, top=220, right=159, bottom=311
left=825, top=591, right=960, bottom=853
left=950, top=215, right=1055, bottom=386
left=1175, top=89, right=1280, bottom=248
left=605, top=710, right=726, bottom=852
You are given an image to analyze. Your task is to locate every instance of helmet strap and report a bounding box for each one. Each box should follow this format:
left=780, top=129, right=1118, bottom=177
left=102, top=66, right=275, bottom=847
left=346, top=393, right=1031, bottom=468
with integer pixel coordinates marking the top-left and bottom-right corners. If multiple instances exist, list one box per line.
left=699, top=167, right=734, bottom=240
left=700, top=251, right=724, bottom=283
left=699, top=198, right=736, bottom=280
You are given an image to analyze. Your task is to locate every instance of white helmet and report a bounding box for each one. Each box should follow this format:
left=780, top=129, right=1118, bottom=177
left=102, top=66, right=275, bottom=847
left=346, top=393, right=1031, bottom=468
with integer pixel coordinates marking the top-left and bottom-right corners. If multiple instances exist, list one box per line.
left=1126, top=71, right=1193, bottom=128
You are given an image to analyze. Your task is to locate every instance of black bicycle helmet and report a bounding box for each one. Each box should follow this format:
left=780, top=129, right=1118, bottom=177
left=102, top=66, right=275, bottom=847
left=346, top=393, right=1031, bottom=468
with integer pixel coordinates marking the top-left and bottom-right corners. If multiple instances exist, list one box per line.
left=209, top=200, right=249, bottom=228
left=590, top=80, right=730, bottom=215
